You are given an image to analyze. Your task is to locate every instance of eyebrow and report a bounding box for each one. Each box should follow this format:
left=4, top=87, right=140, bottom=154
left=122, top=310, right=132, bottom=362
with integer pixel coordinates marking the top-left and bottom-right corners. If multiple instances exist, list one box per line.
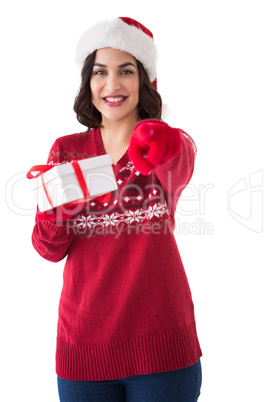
left=93, top=62, right=136, bottom=68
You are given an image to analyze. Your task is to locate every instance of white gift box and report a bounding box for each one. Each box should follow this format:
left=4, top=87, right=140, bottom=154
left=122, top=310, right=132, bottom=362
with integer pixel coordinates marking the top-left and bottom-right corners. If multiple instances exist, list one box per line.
left=29, top=154, right=118, bottom=212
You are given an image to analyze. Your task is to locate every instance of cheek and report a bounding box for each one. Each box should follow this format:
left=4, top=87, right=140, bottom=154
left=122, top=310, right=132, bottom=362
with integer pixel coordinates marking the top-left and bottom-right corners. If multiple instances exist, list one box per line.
left=129, top=78, right=140, bottom=101
left=90, top=79, right=100, bottom=103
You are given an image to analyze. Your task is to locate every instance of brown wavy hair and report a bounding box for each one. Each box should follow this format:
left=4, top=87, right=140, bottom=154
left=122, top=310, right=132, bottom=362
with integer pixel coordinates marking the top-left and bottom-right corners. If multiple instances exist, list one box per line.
left=73, top=50, right=162, bottom=131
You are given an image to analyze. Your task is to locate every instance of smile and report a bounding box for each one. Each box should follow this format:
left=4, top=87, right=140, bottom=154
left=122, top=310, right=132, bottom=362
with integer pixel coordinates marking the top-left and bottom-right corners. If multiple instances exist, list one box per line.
left=104, top=97, right=126, bottom=102
left=102, top=96, right=128, bottom=106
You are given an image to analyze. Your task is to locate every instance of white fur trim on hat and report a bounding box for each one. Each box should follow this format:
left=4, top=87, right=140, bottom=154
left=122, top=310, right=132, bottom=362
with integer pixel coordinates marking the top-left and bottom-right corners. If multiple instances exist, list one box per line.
left=75, top=18, right=157, bottom=82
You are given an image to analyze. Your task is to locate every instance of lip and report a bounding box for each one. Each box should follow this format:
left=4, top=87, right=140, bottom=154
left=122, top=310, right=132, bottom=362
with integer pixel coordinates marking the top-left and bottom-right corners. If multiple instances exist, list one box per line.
left=102, top=95, right=128, bottom=107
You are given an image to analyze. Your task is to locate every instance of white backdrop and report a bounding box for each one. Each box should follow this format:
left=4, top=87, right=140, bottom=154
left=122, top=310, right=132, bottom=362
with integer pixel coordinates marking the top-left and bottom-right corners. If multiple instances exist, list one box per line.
left=1, top=0, right=267, bottom=401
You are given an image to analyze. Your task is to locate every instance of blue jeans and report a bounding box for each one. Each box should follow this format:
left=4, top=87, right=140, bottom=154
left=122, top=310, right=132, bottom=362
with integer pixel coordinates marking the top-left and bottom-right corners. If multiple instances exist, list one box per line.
left=57, top=359, right=202, bottom=401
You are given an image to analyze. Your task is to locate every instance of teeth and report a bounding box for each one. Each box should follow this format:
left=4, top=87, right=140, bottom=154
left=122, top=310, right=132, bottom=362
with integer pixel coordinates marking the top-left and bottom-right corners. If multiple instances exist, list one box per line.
left=105, top=97, right=125, bottom=102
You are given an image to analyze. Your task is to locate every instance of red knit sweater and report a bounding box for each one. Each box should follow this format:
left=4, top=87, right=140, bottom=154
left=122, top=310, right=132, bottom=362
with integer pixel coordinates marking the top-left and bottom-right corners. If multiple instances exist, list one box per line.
left=32, top=127, right=202, bottom=381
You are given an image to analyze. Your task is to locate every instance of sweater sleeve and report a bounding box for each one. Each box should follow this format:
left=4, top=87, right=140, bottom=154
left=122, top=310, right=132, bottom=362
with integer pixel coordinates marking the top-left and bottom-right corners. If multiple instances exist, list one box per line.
left=31, top=138, right=75, bottom=262
left=154, top=128, right=197, bottom=217
left=32, top=217, right=74, bottom=262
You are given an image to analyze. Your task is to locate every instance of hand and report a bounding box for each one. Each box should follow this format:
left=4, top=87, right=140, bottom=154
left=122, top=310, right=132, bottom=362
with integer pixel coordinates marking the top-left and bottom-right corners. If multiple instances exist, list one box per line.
left=36, top=202, right=85, bottom=223
left=128, top=119, right=182, bottom=175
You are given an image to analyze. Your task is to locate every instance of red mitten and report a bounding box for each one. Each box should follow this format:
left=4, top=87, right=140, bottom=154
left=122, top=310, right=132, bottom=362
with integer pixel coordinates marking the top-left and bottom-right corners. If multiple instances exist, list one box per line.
left=36, top=192, right=112, bottom=223
left=128, top=119, right=182, bottom=175
left=36, top=202, right=86, bottom=222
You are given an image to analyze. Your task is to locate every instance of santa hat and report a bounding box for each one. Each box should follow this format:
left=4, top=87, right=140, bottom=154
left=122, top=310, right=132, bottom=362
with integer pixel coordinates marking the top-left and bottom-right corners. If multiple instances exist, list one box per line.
left=75, top=17, right=157, bottom=88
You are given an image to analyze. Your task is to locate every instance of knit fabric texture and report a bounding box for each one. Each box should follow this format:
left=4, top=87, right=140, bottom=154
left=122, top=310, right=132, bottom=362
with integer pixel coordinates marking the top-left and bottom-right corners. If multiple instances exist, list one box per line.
left=32, top=127, right=202, bottom=381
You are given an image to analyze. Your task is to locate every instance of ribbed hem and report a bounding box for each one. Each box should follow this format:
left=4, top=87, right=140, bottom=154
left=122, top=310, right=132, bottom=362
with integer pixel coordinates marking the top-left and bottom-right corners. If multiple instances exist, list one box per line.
left=56, top=322, right=202, bottom=381
left=94, top=128, right=106, bottom=157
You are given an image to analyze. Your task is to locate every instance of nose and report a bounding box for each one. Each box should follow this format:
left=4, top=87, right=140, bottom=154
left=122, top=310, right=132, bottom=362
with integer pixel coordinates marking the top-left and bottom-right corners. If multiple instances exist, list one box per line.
left=105, top=73, right=121, bottom=92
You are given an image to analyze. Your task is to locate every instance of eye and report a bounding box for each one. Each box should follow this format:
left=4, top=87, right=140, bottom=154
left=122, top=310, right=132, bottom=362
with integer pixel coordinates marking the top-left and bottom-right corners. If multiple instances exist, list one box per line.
left=120, top=70, right=134, bottom=75
left=93, top=70, right=106, bottom=75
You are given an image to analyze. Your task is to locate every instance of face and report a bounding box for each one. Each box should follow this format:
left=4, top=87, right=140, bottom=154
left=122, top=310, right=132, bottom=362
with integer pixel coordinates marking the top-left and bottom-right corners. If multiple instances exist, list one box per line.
left=90, top=48, right=139, bottom=125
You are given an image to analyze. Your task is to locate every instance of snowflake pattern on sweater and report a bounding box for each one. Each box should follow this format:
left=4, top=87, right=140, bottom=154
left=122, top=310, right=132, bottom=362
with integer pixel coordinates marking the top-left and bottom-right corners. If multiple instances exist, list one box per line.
left=71, top=162, right=172, bottom=238
left=44, top=128, right=195, bottom=239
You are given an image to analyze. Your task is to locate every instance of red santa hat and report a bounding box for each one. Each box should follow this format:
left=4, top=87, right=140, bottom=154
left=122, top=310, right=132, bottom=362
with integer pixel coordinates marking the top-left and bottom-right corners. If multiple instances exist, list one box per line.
left=75, top=17, right=157, bottom=88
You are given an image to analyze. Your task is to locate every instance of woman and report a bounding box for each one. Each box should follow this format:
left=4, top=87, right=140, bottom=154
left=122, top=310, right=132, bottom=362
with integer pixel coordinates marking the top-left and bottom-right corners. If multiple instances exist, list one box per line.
left=32, top=17, right=202, bottom=401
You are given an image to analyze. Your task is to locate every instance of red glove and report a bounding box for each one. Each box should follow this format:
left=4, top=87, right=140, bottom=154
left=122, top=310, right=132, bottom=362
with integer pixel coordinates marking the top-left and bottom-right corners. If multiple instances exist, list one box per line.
left=36, top=202, right=86, bottom=222
left=36, top=192, right=112, bottom=222
left=128, top=119, right=182, bottom=175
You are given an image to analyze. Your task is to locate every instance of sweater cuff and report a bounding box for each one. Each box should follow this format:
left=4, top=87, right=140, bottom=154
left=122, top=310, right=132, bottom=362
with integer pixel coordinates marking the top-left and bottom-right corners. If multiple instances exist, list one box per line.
left=36, top=218, right=74, bottom=238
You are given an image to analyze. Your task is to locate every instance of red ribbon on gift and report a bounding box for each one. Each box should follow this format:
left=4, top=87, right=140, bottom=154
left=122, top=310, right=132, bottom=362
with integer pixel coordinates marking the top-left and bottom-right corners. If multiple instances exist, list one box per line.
left=26, top=160, right=111, bottom=207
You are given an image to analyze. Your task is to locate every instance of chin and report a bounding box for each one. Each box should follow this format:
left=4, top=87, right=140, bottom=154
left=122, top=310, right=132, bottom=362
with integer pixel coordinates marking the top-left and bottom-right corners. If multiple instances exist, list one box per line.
left=103, top=109, right=139, bottom=123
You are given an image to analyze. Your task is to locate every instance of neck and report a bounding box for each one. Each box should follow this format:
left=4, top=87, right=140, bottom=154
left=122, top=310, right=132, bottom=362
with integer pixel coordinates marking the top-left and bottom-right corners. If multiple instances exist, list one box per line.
left=100, top=115, right=139, bottom=147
